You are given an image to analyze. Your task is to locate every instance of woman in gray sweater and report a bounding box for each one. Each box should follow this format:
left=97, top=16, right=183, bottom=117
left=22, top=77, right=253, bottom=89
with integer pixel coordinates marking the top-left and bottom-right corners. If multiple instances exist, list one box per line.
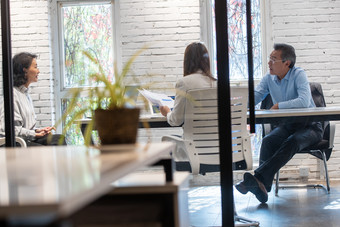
left=0, top=52, right=65, bottom=146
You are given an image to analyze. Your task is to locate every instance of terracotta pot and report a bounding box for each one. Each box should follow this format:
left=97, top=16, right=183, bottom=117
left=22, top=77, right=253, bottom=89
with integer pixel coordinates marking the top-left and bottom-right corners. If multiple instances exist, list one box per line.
left=94, top=108, right=140, bottom=145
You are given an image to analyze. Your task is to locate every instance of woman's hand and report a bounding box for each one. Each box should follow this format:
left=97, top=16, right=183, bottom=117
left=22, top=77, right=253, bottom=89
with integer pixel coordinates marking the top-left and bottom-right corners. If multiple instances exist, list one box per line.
left=35, top=126, right=56, bottom=137
left=42, top=126, right=56, bottom=133
left=160, top=106, right=171, bottom=117
left=35, top=131, right=47, bottom=138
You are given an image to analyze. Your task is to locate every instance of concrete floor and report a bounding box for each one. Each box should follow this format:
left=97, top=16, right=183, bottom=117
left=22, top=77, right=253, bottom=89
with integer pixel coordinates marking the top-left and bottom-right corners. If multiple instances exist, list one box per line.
left=188, top=181, right=340, bottom=227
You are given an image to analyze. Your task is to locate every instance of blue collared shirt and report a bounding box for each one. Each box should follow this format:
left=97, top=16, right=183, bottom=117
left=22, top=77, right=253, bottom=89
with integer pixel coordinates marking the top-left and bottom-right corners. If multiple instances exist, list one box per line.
left=254, top=66, right=315, bottom=109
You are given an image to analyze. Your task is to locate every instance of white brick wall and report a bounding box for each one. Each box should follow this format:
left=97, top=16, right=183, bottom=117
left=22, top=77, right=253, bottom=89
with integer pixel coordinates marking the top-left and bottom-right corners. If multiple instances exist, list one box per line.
left=120, top=0, right=200, bottom=95
left=0, top=0, right=54, bottom=127
left=268, top=0, right=340, bottom=180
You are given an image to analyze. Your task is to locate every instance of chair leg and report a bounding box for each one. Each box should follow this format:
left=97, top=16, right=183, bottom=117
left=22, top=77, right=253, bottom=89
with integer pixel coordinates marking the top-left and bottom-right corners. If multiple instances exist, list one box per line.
left=320, top=151, right=330, bottom=193
left=234, top=202, right=260, bottom=226
left=275, top=171, right=279, bottom=196
left=274, top=151, right=330, bottom=195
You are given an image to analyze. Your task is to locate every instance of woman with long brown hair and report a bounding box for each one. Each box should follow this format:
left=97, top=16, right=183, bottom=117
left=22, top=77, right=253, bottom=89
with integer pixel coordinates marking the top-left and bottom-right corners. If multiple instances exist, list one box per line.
left=160, top=42, right=216, bottom=126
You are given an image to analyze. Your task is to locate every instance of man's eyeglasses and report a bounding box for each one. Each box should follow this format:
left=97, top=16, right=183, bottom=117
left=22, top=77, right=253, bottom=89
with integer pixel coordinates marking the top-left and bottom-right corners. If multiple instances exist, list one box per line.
left=268, top=57, right=284, bottom=64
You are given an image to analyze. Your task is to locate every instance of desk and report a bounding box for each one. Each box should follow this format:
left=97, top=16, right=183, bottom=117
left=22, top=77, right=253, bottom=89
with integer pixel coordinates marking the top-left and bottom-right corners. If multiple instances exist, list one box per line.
left=78, top=107, right=340, bottom=130
left=139, top=113, right=171, bottom=128
left=76, top=114, right=171, bottom=134
left=0, top=142, right=175, bottom=224
left=252, top=106, right=340, bottom=124
left=140, top=107, right=340, bottom=126
left=72, top=171, right=190, bottom=227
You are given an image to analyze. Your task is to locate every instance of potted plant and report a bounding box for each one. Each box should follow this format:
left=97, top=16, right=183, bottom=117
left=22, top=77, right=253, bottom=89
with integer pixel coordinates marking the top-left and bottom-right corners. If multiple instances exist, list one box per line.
left=56, top=47, right=148, bottom=146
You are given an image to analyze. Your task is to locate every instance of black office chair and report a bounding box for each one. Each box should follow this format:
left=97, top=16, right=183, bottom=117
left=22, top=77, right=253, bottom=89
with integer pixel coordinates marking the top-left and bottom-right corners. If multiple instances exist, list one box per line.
left=260, top=82, right=335, bottom=195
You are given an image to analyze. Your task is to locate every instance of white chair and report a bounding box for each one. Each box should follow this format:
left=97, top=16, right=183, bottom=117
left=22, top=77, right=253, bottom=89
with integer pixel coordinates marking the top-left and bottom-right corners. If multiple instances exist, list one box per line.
left=162, top=87, right=258, bottom=226
left=162, top=87, right=252, bottom=175
left=0, top=137, right=27, bottom=147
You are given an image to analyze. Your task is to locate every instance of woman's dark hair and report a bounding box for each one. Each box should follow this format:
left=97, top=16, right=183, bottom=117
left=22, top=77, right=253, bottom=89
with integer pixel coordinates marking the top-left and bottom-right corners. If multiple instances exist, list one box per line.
left=274, top=43, right=296, bottom=68
left=183, top=42, right=215, bottom=80
left=12, top=52, right=38, bottom=87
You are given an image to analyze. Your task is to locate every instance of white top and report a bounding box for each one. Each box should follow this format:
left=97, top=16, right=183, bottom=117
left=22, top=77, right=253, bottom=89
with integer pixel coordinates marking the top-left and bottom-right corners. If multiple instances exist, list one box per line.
left=0, top=86, right=36, bottom=140
left=167, top=72, right=217, bottom=126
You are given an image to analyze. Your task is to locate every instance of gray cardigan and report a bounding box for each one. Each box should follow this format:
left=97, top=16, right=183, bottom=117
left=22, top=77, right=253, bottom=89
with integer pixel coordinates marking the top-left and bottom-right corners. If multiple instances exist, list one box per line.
left=0, top=85, right=36, bottom=140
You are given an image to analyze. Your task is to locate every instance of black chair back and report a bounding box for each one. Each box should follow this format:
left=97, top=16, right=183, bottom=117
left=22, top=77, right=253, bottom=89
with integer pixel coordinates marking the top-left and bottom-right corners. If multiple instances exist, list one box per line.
left=259, top=82, right=332, bottom=160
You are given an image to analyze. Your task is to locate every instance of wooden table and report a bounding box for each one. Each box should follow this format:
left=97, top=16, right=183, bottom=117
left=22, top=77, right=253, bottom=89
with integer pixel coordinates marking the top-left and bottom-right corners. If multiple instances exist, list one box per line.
left=0, top=142, right=175, bottom=225
left=72, top=171, right=190, bottom=227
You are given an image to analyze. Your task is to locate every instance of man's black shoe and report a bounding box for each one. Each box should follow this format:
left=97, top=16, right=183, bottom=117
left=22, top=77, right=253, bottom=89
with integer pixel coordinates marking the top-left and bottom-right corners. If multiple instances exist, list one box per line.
left=243, top=172, right=268, bottom=203
left=235, top=181, right=248, bottom=194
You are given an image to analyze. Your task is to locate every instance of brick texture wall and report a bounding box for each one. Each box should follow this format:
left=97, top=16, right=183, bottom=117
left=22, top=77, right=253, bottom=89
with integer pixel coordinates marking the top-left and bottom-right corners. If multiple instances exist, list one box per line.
left=120, top=0, right=200, bottom=95
left=0, top=0, right=54, bottom=127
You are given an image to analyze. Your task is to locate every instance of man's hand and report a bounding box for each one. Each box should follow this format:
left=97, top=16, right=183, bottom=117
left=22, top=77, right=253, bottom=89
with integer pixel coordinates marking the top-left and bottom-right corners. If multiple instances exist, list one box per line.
left=271, top=103, right=279, bottom=109
left=159, top=106, right=171, bottom=117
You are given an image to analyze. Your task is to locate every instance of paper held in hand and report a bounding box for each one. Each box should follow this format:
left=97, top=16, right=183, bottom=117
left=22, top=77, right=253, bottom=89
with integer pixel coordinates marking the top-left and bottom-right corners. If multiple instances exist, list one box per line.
left=138, top=89, right=174, bottom=108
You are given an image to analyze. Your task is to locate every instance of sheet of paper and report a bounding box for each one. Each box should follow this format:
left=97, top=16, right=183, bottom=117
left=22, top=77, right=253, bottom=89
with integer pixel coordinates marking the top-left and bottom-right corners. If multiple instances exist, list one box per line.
left=138, top=89, right=174, bottom=108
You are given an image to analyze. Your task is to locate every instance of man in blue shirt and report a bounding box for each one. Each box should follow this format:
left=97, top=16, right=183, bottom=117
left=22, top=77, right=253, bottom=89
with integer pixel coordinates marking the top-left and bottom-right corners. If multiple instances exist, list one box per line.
left=235, top=43, right=323, bottom=203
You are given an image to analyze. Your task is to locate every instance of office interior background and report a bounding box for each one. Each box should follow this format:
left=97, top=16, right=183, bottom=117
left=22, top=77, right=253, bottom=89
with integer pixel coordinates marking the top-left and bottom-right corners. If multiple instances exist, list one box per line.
left=0, top=0, right=340, bottom=183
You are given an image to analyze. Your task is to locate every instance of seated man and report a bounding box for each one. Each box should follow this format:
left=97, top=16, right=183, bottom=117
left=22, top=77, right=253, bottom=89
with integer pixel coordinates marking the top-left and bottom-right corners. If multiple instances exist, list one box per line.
left=235, top=43, right=323, bottom=203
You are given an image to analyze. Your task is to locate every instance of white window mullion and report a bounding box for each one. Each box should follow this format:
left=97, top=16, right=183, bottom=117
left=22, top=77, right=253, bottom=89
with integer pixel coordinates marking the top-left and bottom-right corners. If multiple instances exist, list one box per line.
left=200, top=0, right=216, bottom=77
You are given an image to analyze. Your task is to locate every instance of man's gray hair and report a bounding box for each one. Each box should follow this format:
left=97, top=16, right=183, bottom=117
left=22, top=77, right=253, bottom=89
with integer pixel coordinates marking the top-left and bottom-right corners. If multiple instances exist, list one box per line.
left=273, top=43, right=296, bottom=68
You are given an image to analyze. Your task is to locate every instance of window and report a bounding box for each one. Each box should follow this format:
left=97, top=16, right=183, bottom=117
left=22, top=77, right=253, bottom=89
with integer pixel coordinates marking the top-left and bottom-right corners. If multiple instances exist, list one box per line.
left=52, top=0, right=119, bottom=144
left=201, top=0, right=264, bottom=158
left=62, top=4, right=114, bottom=88
left=202, top=0, right=263, bottom=81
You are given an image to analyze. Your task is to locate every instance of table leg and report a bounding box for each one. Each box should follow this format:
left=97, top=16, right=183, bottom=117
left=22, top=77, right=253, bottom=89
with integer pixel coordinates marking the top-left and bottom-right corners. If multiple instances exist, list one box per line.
left=81, top=123, right=94, bottom=145
left=153, top=158, right=174, bottom=182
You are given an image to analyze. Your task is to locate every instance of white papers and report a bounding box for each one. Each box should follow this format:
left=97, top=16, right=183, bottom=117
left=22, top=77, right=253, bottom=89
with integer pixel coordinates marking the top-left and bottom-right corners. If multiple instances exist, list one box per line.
left=138, top=89, right=174, bottom=108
